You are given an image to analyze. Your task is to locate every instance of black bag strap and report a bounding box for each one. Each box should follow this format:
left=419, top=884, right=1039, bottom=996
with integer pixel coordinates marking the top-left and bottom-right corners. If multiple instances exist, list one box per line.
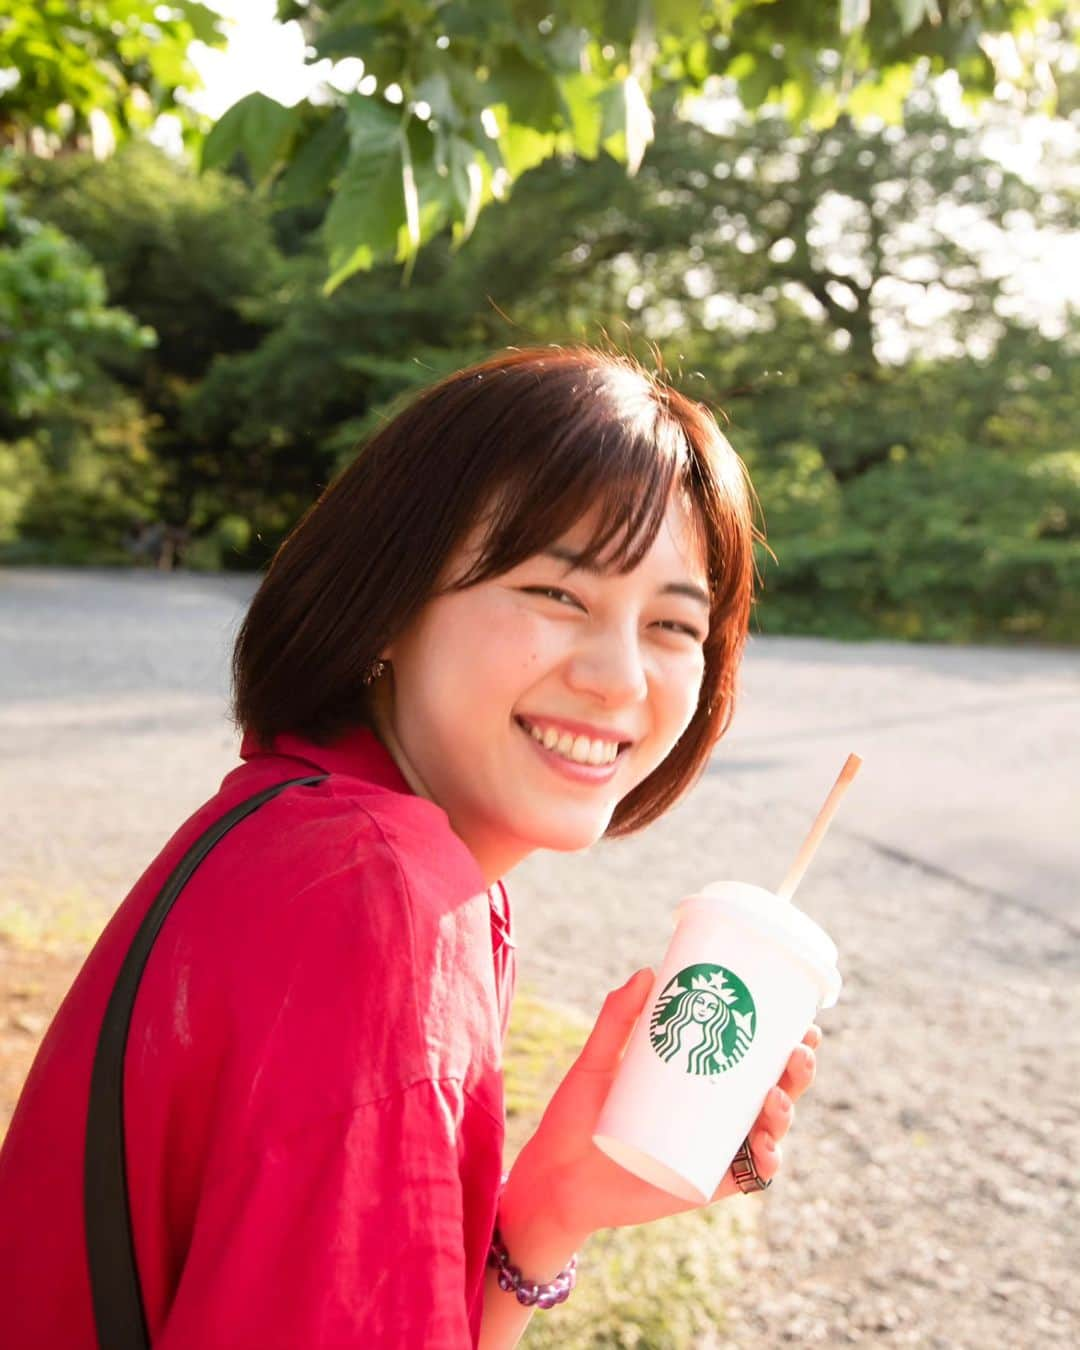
left=84, top=773, right=328, bottom=1350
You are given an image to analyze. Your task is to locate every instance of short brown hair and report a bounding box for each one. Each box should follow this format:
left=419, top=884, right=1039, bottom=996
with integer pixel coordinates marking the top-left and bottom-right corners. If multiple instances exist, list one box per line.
left=232, top=344, right=763, bottom=836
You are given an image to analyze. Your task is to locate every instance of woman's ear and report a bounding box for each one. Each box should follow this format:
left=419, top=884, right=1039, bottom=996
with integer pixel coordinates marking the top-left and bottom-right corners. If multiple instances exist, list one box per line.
left=367, top=664, right=393, bottom=710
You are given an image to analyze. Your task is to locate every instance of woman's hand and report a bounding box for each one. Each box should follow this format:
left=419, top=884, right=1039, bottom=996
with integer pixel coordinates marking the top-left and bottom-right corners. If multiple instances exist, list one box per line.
left=502, top=968, right=822, bottom=1246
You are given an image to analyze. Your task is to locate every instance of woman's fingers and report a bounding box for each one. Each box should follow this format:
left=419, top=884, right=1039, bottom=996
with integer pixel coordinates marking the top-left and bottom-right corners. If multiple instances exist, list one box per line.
left=778, top=1029, right=821, bottom=1102
left=575, top=968, right=654, bottom=1073
left=757, top=1084, right=794, bottom=1141
left=722, top=1026, right=823, bottom=1197
left=716, top=1026, right=822, bottom=1202
left=749, top=1128, right=782, bottom=1183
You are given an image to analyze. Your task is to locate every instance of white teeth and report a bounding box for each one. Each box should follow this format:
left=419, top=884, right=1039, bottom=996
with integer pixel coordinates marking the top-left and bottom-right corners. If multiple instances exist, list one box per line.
left=522, top=720, right=621, bottom=767
left=570, top=735, right=590, bottom=763
left=587, top=739, right=608, bottom=765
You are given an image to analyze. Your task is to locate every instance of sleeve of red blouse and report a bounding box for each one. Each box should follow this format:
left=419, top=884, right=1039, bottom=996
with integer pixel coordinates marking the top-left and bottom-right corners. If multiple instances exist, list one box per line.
left=155, top=1078, right=474, bottom=1349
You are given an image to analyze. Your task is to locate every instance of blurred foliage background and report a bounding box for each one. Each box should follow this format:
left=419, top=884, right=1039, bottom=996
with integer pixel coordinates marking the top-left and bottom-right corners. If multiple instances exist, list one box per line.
left=1, top=0, right=1077, bottom=643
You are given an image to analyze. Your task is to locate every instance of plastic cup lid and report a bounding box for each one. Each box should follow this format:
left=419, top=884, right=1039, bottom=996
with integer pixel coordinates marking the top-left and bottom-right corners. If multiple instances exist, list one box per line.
left=675, top=881, right=842, bottom=1008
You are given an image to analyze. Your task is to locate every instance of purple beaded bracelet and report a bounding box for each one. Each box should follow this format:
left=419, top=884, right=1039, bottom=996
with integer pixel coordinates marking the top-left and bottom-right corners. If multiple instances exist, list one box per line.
left=487, top=1225, right=578, bottom=1309
left=488, top=1172, right=578, bottom=1310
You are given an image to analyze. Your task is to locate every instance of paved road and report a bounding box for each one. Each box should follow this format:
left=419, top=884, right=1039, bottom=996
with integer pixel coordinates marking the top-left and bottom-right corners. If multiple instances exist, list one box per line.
left=716, top=632, right=1080, bottom=929
left=2, top=567, right=1076, bottom=939
left=2, top=567, right=1077, bottom=1346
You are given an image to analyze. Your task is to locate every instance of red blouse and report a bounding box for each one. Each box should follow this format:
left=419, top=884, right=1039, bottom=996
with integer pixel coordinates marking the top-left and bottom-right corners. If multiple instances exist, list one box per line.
left=0, top=725, right=516, bottom=1347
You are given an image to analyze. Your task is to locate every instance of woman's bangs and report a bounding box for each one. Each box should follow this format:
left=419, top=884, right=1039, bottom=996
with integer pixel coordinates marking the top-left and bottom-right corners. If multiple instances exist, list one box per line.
left=464, top=412, right=689, bottom=585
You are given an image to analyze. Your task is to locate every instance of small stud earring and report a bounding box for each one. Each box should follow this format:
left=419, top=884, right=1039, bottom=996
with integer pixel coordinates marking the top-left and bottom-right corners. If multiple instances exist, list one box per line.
left=362, top=659, right=387, bottom=686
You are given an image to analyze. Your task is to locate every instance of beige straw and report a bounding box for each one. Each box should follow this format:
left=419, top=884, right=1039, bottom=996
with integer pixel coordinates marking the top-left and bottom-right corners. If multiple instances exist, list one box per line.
left=776, top=753, right=863, bottom=902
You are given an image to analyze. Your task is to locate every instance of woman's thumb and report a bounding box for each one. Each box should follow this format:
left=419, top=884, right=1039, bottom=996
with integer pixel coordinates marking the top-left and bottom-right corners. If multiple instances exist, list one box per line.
left=577, top=968, right=655, bottom=1071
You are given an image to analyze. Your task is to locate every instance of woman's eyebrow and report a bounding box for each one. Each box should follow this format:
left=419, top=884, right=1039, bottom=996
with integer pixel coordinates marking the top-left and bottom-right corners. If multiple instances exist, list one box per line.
left=541, top=546, right=711, bottom=610
left=664, top=581, right=711, bottom=610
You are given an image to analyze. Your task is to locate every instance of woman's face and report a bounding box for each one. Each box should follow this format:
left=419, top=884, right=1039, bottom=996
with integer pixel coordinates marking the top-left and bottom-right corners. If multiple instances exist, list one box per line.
left=371, top=491, right=710, bottom=882
left=691, top=991, right=720, bottom=1022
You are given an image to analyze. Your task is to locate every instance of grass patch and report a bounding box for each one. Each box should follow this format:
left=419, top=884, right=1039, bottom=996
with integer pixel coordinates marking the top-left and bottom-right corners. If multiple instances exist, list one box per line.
left=0, top=888, right=106, bottom=954
left=504, top=990, right=746, bottom=1348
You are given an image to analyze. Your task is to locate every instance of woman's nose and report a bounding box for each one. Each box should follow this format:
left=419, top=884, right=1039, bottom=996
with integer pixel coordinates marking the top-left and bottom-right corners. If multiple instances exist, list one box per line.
left=563, top=624, right=648, bottom=705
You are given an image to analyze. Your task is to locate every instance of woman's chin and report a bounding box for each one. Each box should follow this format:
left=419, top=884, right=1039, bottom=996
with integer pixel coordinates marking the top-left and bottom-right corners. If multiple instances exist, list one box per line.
left=521, top=809, right=616, bottom=855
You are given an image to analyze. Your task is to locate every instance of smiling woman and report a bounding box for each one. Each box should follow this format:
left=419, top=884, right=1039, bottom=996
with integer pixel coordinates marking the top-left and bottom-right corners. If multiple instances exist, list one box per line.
left=0, top=344, right=823, bottom=1350
left=364, top=490, right=718, bottom=879
left=233, top=344, right=763, bottom=837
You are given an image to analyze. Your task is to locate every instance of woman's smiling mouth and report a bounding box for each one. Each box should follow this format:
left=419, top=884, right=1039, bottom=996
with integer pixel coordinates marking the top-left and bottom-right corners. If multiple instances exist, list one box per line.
left=514, top=715, right=632, bottom=775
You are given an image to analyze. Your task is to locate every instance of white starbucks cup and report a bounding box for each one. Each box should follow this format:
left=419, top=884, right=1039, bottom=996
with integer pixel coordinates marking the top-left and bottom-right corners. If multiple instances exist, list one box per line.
left=593, top=881, right=841, bottom=1205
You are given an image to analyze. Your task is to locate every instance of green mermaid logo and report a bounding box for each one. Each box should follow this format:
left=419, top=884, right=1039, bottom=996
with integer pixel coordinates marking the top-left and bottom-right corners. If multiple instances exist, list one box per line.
left=648, top=963, right=756, bottom=1076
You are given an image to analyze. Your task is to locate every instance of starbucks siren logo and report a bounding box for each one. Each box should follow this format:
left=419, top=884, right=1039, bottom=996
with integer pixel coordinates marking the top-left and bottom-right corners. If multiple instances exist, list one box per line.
left=648, top=963, right=756, bottom=1076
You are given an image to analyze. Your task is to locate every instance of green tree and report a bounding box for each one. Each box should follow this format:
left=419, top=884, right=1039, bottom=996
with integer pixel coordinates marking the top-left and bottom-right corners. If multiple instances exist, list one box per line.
left=173, top=238, right=492, bottom=561
left=20, top=143, right=279, bottom=380
left=0, top=0, right=225, bottom=153
left=0, top=180, right=152, bottom=430
left=201, top=0, right=1073, bottom=288
left=0, top=160, right=163, bottom=555
left=192, top=93, right=1080, bottom=637
left=439, top=89, right=1077, bottom=481
left=19, top=142, right=286, bottom=549
left=0, top=2, right=229, bottom=558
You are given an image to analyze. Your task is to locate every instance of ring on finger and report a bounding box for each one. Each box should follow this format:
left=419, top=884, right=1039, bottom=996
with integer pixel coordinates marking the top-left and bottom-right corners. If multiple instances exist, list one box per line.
left=730, top=1136, right=772, bottom=1193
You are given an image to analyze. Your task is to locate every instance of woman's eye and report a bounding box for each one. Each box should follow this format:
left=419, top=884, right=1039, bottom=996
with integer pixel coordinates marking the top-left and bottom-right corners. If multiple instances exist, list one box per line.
left=656, top=620, right=706, bottom=642
left=520, top=589, right=704, bottom=639
left=522, top=586, right=581, bottom=608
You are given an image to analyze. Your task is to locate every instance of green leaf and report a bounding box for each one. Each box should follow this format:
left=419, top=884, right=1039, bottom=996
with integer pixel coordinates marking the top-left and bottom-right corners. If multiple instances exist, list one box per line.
left=683, top=36, right=713, bottom=86
left=201, top=93, right=299, bottom=183
left=736, top=53, right=785, bottom=109
left=398, top=117, right=421, bottom=263
left=310, top=23, right=386, bottom=61
left=494, top=116, right=553, bottom=179
left=438, top=0, right=501, bottom=41
left=895, top=0, right=928, bottom=34
left=147, top=40, right=188, bottom=89
left=273, top=110, right=349, bottom=209
left=840, top=0, right=871, bottom=36
left=603, top=0, right=640, bottom=47
left=781, top=75, right=840, bottom=129
left=318, top=0, right=398, bottom=25
left=323, top=98, right=406, bottom=291
left=414, top=67, right=458, bottom=127
left=654, top=0, right=706, bottom=36
left=182, top=1, right=227, bottom=47
left=384, top=120, right=486, bottom=276
left=559, top=71, right=607, bottom=160
left=451, top=140, right=488, bottom=244
left=542, top=24, right=590, bottom=73
left=344, top=92, right=402, bottom=156
left=600, top=76, right=654, bottom=174
left=847, top=62, right=914, bottom=122
left=446, top=134, right=478, bottom=220
left=484, top=44, right=566, bottom=132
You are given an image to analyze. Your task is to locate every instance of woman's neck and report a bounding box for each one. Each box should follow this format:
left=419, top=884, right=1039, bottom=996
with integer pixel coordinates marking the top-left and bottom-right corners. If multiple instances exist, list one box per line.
left=369, top=691, right=527, bottom=886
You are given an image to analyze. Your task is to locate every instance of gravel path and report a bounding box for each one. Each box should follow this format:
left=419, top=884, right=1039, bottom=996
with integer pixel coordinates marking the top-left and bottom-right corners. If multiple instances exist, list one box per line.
left=2, top=567, right=1077, bottom=1346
